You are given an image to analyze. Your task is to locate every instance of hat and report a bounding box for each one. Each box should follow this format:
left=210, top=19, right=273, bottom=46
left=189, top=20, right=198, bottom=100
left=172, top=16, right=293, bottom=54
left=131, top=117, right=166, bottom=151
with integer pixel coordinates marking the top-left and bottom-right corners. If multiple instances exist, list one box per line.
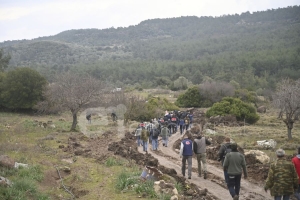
left=276, top=149, right=285, bottom=157
left=231, top=143, right=237, bottom=150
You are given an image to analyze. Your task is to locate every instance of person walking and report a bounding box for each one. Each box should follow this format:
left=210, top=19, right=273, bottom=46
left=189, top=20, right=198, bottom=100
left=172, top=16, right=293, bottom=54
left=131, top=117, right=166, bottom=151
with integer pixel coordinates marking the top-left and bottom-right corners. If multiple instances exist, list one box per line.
left=292, top=146, right=300, bottom=200
left=184, top=116, right=190, bottom=131
left=160, top=123, right=170, bottom=147
left=223, top=143, right=247, bottom=200
left=265, top=148, right=298, bottom=200
left=140, top=127, right=150, bottom=153
left=218, top=137, right=232, bottom=186
left=179, top=118, right=185, bottom=135
left=86, top=113, right=91, bottom=124
left=193, top=133, right=211, bottom=179
left=180, top=132, right=193, bottom=179
left=151, top=128, right=160, bottom=151
left=134, top=125, right=142, bottom=147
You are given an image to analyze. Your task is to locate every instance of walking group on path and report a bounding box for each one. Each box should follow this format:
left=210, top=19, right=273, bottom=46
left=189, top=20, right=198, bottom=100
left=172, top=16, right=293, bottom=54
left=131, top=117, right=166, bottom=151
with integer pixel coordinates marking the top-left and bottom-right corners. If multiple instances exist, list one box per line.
left=133, top=110, right=300, bottom=200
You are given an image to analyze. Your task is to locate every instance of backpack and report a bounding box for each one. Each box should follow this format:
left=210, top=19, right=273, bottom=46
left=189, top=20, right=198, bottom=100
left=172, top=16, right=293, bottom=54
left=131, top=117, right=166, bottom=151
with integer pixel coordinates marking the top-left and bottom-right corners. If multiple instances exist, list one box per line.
left=161, top=127, right=168, bottom=136
left=152, top=129, right=159, bottom=137
left=171, top=117, right=177, bottom=122
left=223, top=144, right=232, bottom=158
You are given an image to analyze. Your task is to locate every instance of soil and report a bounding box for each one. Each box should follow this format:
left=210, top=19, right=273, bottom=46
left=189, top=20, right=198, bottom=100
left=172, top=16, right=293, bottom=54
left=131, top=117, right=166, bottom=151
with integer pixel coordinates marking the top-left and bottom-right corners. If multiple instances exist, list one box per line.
left=40, top=108, right=278, bottom=199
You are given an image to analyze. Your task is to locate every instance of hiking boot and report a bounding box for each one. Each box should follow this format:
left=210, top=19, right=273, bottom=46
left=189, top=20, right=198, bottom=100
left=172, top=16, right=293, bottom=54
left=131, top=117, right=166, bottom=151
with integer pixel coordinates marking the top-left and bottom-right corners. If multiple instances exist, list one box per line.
left=188, top=176, right=191, bottom=179
left=233, top=195, right=239, bottom=200
left=198, top=174, right=201, bottom=177
left=204, top=172, right=207, bottom=179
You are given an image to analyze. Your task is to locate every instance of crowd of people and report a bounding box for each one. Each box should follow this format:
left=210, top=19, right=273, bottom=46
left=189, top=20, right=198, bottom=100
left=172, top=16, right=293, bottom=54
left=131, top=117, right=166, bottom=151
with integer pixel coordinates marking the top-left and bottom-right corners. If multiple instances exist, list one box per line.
left=133, top=110, right=300, bottom=200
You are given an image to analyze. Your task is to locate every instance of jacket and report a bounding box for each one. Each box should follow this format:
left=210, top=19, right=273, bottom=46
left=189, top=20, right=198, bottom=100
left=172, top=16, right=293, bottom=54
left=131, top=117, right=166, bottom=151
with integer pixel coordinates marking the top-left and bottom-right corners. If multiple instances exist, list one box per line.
left=218, top=142, right=231, bottom=164
left=264, top=158, right=298, bottom=196
left=223, top=151, right=247, bottom=177
left=292, top=154, right=300, bottom=184
left=193, top=136, right=211, bottom=154
left=180, top=138, right=193, bottom=156
left=141, top=129, right=149, bottom=142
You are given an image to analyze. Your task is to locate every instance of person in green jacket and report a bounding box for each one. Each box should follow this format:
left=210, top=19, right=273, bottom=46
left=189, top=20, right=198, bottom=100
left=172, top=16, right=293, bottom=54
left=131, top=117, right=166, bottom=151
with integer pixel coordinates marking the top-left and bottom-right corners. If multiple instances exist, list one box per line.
left=140, top=127, right=150, bottom=152
left=264, top=148, right=299, bottom=200
left=223, top=143, right=247, bottom=200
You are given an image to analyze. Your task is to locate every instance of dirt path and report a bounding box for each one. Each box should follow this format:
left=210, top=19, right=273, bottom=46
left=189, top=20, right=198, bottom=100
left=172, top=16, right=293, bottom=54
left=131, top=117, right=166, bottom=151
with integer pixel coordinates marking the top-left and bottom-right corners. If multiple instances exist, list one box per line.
left=78, top=110, right=272, bottom=200
left=137, top=131, right=273, bottom=200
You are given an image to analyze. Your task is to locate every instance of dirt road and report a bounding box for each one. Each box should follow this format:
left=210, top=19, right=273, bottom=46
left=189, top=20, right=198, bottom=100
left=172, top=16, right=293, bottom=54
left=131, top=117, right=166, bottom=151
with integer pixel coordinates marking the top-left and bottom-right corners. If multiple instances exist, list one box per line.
left=137, top=131, right=273, bottom=200
left=78, top=109, right=273, bottom=200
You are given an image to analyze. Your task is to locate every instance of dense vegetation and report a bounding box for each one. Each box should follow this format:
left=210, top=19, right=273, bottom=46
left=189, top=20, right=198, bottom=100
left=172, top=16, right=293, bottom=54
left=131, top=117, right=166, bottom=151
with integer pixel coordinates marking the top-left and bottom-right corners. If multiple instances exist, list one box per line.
left=0, top=6, right=299, bottom=92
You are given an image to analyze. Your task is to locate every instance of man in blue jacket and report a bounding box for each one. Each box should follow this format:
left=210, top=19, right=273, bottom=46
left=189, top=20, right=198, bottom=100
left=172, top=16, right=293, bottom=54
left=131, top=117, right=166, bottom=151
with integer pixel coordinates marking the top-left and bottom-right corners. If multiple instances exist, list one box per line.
left=180, top=132, right=193, bottom=179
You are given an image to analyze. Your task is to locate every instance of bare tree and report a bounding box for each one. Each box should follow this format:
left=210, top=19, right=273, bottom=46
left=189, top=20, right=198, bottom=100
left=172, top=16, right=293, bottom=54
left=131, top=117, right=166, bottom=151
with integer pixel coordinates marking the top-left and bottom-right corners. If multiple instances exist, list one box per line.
left=199, top=81, right=235, bottom=103
left=38, top=72, right=106, bottom=131
left=272, top=78, right=300, bottom=140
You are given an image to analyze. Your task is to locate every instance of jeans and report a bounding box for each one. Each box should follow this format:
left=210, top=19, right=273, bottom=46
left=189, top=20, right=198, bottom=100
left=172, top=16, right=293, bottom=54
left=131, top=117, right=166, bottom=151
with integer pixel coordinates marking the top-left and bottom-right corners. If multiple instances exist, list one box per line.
left=180, top=125, right=184, bottom=134
left=196, top=153, right=207, bottom=175
left=182, top=155, right=192, bottom=177
left=224, top=170, right=229, bottom=186
left=152, top=138, right=158, bottom=150
left=274, top=196, right=290, bottom=200
left=185, top=124, right=189, bottom=131
left=228, top=174, right=241, bottom=197
left=149, top=134, right=152, bottom=143
left=136, top=136, right=141, bottom=146
left=142, top=141, right=148, bottom=152
left=295, top=184, right=300, bottom=200
left=163, top=137, right=169, bottom=147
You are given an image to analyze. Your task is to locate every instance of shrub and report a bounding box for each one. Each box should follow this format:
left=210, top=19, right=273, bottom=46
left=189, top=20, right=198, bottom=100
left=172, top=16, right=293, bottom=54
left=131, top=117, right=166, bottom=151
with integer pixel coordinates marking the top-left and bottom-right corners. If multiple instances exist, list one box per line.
left=175, top=86, right=203, bottom=107
left=206, top=97, right=260, bottom=124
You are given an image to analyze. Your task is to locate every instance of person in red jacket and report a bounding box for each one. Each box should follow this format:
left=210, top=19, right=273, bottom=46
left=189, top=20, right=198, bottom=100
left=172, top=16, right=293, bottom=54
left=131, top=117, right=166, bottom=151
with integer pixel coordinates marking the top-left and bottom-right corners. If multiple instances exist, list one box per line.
left=292, top=146, right=300, bottom=200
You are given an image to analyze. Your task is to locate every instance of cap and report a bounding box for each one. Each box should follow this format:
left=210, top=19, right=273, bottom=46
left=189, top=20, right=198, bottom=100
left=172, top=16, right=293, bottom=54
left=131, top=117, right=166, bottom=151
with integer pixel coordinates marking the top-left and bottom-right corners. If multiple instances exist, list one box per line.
left=276, top=149, right=285, bottom=157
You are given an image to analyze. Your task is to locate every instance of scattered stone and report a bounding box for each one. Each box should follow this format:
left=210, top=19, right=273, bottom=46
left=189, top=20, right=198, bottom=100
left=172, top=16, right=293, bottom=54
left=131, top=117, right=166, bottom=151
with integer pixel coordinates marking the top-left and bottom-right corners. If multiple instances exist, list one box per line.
left=0, top=176, right=12, bottom=187
left=0, top=155, right=15, bottom=168
left=14, top=162, right=29, bottom=169
left=257, top=139, right=276, bottom=149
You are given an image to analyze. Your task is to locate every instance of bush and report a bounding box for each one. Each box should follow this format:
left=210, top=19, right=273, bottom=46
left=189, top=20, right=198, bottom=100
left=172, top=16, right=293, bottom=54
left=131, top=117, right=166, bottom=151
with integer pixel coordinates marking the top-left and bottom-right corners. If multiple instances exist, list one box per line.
left=206, top=97, right=260, bottom=124
left=175, top=86, right=203, bottom=107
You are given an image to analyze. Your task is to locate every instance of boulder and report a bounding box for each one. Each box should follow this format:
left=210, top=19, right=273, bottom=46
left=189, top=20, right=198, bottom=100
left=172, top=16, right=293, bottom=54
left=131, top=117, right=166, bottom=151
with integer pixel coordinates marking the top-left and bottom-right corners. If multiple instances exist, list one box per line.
left=0, top=155, right=15, bottom=168
left=257, top=139, right=277, bottom=149
left=257, top=106, right=267, bottom=113
left=245, top=150, right=270, bottom=164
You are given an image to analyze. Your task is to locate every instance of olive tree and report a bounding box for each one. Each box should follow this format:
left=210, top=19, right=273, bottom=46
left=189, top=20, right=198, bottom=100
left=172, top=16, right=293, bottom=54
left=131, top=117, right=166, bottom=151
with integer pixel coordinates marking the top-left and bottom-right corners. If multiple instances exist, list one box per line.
left=272, top=78, right=300, bottom=140
left=0, top=67, right=47, bottom=109
left=38, top=72, right=106, bottom=131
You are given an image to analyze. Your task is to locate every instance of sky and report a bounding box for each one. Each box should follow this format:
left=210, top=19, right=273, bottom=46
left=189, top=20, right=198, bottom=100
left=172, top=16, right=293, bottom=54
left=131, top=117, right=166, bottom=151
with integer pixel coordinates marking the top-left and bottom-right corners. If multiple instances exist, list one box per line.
left=0, top=0, right=299, bottom=42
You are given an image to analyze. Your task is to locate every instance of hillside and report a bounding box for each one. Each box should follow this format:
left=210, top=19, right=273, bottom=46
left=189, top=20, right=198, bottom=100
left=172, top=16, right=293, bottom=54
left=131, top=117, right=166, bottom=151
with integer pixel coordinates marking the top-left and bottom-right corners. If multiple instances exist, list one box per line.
left=1, top=6, right=300, bottom=89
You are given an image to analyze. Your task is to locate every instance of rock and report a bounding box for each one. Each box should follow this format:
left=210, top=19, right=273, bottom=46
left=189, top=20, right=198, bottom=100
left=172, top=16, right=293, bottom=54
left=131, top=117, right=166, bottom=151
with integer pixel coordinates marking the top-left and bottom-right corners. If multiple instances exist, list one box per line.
left=257, top=106, right=267, bottom=113
left=257, top=139, right=276, bottom=149
left=0, top=155, right=15, bottom=168
left=14, top=162, right=29, bottom=169
left=61, top=166, right=71, bottom=173
left=0, top=176, right=12, bottom=187
left=170, top=195, right=179, bottom=200
left=245, top=150, right=270, bottom=164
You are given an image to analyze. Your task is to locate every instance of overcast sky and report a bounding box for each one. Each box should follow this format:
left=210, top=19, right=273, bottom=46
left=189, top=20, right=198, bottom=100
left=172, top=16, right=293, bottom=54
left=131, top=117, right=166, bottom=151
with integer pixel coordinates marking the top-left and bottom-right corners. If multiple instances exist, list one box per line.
left=0, top=0, right=299, bottom=42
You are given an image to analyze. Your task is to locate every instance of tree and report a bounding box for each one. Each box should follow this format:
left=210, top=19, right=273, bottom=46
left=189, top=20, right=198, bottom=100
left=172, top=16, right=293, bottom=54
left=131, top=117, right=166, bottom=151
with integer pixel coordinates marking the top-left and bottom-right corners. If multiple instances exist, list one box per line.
left=175, top=86, right=203, bottom=107
left=38, top=72, right=106, bottom=131
left=206, top=97, right=259, bottom=124
left=0, top=67, right=47, bottom=109
left=0, top=49, right=11, bottom=72
left=272, top=78, right=300, bottom=140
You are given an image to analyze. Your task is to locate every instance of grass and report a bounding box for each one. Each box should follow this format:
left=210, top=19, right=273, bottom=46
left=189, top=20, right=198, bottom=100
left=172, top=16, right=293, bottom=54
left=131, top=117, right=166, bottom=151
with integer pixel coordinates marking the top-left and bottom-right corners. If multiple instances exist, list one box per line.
left=0, top=166, right=49, bottom=200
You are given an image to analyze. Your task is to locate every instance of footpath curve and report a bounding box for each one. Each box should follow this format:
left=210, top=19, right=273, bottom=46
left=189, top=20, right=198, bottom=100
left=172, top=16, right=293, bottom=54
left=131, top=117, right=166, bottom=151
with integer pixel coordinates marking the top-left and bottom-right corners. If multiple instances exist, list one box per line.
left=137, top=131, right=272, bottom=200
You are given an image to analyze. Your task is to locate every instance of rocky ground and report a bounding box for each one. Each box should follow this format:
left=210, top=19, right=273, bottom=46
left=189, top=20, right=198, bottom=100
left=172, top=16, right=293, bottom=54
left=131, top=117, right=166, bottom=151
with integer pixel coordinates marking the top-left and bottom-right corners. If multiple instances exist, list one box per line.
left=36, top=108, right=293, bottom=199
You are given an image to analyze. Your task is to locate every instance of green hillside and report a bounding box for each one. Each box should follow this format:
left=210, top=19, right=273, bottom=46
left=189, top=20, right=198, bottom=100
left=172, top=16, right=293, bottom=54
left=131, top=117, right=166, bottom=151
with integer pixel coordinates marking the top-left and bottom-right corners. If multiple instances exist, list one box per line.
left=1, top=6, right=300, bottom=90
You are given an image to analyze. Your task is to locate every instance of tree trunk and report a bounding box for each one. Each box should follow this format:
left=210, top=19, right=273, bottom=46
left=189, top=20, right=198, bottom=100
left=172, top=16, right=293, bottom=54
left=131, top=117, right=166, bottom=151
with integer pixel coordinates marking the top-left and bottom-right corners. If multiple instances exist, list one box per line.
left=71, top=113, right=78, bottom=131
left=284, top=119, right=294, bottom=140
left=287, top=127, right=292, bottom=140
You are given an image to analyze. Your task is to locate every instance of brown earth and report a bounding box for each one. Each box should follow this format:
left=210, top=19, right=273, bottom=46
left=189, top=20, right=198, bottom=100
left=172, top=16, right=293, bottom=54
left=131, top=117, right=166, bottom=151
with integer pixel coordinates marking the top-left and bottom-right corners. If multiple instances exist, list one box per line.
left=37, top=108, right=280, bottom=199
